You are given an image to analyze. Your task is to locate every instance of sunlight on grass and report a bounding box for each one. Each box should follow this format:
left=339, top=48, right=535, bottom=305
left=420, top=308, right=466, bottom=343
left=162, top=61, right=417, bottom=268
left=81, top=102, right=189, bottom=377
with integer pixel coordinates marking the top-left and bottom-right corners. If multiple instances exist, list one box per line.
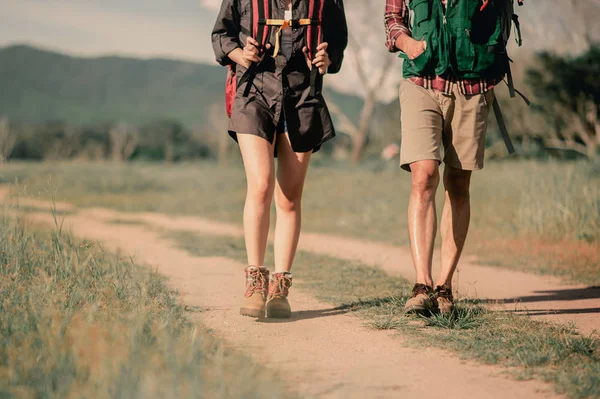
left=169, top=231, right=600, bottom=399
left=0, top=208, right=292, bottom=398
left=1, top=159, right=598, bottom=283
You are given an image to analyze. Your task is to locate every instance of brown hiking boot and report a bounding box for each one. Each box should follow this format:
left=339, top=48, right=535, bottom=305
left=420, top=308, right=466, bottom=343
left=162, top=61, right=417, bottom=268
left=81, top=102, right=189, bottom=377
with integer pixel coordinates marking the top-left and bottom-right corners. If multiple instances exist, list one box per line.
left=404, top=283, right=438, bottom=315
left=266, top=272, right=293, bottom=319
left=435, top=284, right=454, bottom=314
left=240, top=266, right=269, bottom=318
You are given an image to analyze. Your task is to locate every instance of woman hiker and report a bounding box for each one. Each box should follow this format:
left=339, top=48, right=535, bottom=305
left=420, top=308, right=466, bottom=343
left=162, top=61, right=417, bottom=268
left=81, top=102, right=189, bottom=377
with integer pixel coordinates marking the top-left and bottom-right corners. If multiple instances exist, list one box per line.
left=211, top=0, right=347, bottom=318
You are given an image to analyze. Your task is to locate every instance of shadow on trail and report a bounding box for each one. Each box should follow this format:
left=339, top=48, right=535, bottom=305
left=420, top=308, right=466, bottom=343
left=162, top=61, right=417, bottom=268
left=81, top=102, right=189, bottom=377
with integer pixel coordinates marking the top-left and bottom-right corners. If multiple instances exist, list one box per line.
left=497, top=308, right=600, bottom=316
left=480, top=286, right=600, bottom=305
left=257, top=306, right=352, bottom=324
left=257, top=297, right=405, bottom=324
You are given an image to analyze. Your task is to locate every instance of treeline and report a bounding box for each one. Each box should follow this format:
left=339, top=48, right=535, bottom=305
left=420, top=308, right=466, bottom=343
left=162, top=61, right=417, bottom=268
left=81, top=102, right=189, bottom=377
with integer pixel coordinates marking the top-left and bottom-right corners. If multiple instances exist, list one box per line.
left=0, top=119, right=228, bottom=163
left=485, top=45, right=600, bottom=161
left=1, top=47, right=598, bottom=163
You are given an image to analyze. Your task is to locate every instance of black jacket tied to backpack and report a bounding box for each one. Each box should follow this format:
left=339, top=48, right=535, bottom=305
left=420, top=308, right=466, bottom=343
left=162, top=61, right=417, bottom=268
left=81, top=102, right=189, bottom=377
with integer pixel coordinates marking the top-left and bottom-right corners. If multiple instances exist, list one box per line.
left=211, top=0, right=348, bottom=154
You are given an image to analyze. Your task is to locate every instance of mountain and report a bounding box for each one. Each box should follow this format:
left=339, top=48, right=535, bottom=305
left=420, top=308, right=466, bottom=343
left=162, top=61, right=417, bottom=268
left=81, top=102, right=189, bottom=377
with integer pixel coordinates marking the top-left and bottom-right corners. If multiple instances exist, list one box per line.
left=0, top=45, right=363, bottom=128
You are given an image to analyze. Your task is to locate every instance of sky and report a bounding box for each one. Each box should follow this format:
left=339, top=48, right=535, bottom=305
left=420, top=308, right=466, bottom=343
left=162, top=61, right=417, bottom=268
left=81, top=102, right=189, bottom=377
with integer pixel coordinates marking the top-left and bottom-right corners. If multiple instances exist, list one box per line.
left=0, top=0, right=221, bottom=63
left=0, top=0, right=399, bottom=99
left=2, top=1, right=595, bottom=101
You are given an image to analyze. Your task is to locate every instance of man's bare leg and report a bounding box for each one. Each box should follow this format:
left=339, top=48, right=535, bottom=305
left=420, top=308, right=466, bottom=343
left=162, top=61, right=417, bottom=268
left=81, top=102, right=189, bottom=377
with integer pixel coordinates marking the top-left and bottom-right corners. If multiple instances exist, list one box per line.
left=407, top=160, right=440, bottom=288
left=436, top=166, right=472, bottom=289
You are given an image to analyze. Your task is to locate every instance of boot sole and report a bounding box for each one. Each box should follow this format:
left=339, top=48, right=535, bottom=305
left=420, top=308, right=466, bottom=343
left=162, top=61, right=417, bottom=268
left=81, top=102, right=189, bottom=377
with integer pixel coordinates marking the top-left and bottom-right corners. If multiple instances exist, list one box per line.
left=240, top=307, right=265, bottom=318
left=405, top=305, right=438, bottom=316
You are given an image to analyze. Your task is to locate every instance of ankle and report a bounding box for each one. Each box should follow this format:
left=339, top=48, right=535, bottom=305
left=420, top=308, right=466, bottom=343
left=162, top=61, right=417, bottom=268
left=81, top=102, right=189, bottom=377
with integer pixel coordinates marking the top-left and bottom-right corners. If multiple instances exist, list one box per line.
left=416, top=278, right=434, bottom=288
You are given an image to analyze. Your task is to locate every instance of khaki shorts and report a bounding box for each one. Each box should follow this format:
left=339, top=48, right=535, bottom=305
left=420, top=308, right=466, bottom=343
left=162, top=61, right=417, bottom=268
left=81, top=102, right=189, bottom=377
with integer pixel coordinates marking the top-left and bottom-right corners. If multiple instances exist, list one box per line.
left=399, top=79, right=494, bottom=172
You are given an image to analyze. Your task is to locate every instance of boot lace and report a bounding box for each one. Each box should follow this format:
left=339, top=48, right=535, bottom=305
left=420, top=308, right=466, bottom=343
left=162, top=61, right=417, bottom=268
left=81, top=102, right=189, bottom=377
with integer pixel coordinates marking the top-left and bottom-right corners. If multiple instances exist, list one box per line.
left=412, top=283, right=433, bottom=297
left=435, top=284, right=454, bottom=300
left=245, top=269, right=267, bottom=298
left=269, top=274, right=292, bottom=299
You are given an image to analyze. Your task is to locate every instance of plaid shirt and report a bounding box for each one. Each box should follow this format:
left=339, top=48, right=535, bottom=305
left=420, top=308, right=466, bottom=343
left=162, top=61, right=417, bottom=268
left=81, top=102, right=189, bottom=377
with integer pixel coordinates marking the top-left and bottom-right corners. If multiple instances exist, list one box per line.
left=384, top=0, right=499, bottom=95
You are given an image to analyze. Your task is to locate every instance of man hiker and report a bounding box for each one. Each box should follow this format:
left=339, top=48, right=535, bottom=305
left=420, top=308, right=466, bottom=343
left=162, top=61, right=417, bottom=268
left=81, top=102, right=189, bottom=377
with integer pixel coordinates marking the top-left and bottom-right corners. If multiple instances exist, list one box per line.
left=384, top=0, right=522, bottom=314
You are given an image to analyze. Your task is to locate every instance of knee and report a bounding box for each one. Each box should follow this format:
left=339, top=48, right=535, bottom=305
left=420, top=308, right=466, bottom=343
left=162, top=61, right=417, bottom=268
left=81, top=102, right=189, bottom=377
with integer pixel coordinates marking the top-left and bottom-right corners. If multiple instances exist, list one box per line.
left=247, top=179, right=274, bottom=205
left=444, top=169, right=471, bottom=200
left=275, top=187, right=302, bottom=214
left=411, top=168, right=440, bottom=199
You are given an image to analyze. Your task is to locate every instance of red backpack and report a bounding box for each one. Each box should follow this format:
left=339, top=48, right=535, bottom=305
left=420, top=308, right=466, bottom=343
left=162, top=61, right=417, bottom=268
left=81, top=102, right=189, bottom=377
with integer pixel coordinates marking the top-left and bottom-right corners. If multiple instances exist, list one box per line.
left=226, top=0, right=325, bottom=118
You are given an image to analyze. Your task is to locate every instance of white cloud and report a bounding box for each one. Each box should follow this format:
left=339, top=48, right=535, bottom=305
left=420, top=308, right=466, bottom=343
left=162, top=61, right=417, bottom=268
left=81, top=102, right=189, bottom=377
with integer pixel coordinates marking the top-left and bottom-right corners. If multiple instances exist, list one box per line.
left=200, top=0, right=221, bottom=11
left=0, top=0, right=217, bottom=63
left=0, top=0, right=403, bottom=99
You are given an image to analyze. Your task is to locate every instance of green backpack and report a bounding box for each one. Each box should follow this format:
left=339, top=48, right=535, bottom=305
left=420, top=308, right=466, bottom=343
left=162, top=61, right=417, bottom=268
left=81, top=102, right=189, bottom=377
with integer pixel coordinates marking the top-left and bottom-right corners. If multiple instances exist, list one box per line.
left=402, top=0, right=528, bottom=153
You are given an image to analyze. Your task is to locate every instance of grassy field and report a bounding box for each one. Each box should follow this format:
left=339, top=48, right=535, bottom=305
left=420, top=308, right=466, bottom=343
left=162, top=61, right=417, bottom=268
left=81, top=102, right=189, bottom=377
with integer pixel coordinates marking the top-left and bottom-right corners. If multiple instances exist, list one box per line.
left=169, top=230, right=600, bottom=399
left=0, top=209, right=292, bottom=398
left=1, top=159, right=598, bottom=284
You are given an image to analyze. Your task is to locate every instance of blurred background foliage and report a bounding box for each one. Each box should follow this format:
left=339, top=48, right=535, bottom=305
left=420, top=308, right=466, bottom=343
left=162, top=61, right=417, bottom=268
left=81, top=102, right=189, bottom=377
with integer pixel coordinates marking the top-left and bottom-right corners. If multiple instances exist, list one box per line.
left=0, top=43, right=598, bottom=164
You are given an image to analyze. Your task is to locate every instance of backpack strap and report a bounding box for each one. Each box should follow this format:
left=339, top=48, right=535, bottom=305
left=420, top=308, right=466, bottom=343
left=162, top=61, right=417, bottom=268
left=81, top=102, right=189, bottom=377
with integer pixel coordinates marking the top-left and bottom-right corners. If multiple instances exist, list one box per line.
left=491, top=93, right=516, bottom=155
left=307, top=0, right=324, bottom=96
left=241, top=0, right=272, bottom=98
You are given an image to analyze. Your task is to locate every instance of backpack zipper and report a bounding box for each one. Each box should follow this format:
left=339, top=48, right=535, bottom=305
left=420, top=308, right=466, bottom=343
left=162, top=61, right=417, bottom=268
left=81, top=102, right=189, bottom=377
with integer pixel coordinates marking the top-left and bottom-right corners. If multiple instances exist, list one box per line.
left=441, top=0, right=448, bottom=24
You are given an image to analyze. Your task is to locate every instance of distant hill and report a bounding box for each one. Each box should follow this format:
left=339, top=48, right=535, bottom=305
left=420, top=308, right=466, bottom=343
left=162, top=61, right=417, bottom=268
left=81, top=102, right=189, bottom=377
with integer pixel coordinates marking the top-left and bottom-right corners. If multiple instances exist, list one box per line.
left=0, top=45, right=363, bottom=128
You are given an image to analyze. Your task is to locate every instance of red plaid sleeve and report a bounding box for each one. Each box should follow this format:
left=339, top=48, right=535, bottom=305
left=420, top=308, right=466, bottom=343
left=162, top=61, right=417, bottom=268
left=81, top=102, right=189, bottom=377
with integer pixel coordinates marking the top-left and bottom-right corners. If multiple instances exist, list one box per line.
left=384, top=0, right=410, bottom=53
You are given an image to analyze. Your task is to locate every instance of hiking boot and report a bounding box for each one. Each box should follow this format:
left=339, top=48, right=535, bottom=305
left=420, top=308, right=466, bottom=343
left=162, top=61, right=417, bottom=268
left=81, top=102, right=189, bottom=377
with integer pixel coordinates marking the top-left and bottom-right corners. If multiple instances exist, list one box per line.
left=240, top=266, right=270, bottom=318
left=435, top=284, right=454, bottom=314
left=404, top=283, right=438, bottom=315
left=266, top=272, right=293, bottom=319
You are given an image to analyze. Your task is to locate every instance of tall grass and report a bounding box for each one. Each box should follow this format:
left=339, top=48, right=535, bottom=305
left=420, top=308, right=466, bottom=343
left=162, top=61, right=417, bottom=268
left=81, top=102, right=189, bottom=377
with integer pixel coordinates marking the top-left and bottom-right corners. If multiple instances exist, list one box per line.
left=0, top=209, right=291, bottom=398
left=471, top=160, right=600, bottom=243
left=2, top=159, right=598, bottom=282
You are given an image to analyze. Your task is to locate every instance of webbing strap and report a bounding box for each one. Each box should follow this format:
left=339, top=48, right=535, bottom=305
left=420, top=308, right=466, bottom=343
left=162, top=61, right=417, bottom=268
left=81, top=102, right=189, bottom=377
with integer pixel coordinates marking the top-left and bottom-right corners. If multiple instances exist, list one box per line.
left=505, top=56, right=516, bottom=99
left=264, top=18, right=313, bottom=26
left=512, top=14, right=522, bottom=46
left=243, top=0, right=271, bottom=97
left=492, top=95, right=516, bottom=154
left=308, top=0, right=324, bottom=96
left=268, top=19, right=314, bottom=57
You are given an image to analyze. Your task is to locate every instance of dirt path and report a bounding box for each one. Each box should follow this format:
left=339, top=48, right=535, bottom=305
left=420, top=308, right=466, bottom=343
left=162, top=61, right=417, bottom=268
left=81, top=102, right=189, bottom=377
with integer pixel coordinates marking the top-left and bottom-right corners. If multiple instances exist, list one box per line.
left=1, top=189, right=572, bottom=398
left=59, top=205, right=600, bottom=335
left=19, top=207, right=555, bottom=399
left=4, top=185, right=598, bottom=334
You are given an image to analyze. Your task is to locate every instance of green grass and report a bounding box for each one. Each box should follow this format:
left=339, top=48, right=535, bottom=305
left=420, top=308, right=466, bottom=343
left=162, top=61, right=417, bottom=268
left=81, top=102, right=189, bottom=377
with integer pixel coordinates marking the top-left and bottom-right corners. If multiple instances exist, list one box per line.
left=0, top=210, right=292, bottom=398
left=169, top=231, right=600, bottom=399
left=1, top=159, right=599, bottom=283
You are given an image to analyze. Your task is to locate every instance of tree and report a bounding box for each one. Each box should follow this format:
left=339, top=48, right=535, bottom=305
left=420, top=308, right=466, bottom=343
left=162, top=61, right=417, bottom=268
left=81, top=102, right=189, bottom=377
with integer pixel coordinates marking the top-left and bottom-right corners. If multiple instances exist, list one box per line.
left=327, top=0, right=397, bottom=162
left=0, top=117, right=16, bottom=163
left=207, top=103, right=231, bottom=165
left=109, top=122, right=138, bottom=162
left=526, top=46, right=600, bottom=159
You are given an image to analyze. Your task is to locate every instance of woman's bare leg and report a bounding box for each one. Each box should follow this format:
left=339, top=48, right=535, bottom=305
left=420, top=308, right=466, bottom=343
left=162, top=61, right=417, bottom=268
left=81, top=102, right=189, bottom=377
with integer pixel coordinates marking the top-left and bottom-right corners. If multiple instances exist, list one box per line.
left=273, top=134, right=312, bottom=273
left=237, top=134, right=277, bottom=267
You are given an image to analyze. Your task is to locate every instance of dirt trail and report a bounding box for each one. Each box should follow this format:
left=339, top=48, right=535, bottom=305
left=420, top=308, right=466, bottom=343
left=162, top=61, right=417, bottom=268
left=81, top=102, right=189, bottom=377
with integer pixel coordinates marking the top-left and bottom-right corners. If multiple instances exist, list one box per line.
left=19, top=207, right=556, bottom=399
left=64, top=205, right=600, bottom=335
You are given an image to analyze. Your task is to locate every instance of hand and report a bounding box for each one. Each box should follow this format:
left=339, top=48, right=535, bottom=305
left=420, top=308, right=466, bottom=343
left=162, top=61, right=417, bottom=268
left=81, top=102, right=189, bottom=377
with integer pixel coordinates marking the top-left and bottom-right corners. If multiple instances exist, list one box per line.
left=396, top=35, right=427, bottom=60
left=242, top=37, right=270, bottom=68
left=303, top=42, right=331, bottom=75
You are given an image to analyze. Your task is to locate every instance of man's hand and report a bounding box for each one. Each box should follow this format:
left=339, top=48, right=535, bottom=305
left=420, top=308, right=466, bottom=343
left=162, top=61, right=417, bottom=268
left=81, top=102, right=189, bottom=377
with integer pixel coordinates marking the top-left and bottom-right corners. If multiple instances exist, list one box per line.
left=303, top=42, right=331, bottom=75
left=395, top=34, right=427, bottom=60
